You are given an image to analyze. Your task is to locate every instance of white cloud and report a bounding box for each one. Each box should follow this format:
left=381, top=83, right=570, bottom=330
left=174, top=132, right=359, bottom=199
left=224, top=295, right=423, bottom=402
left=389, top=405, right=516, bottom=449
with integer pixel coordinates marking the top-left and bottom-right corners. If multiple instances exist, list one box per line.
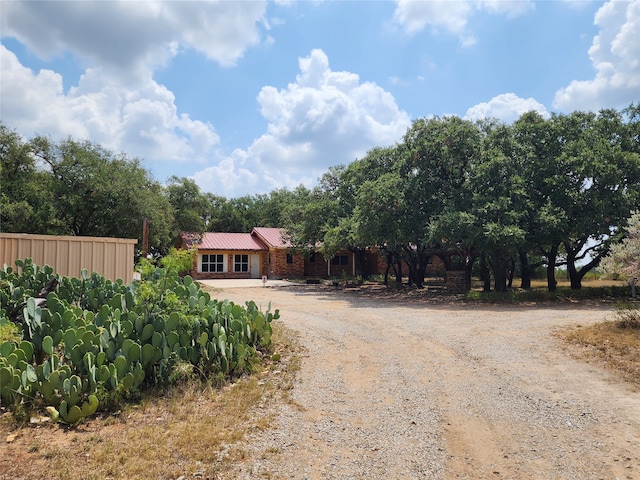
left=0, top=45, right=220, bottom=165
left=464, top=93, right=549, bottom=123
left=392, top=0, right=533, bottom=45
left=0, top=46, right=71, bottom=135
left=167, top=1, right=267, bottom=67
left=0, top=1, right=270, bottom=169
left=192, top=49, right=412, bottom=197
left=190, top=153, right=264, bottom=199
left=393, top=0, right=474, bottom=35
left=0, top=0, right=269, bottom=76
left=553, top=0, right=640, bottom=112
left=0, top=1, right=282, bottom=180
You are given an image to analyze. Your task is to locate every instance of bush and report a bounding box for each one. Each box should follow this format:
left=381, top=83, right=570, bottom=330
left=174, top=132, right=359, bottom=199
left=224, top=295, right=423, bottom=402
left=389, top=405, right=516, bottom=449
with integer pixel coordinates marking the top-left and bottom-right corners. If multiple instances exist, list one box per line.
left=463, top=285, right=632, bottom=303
left=613, top=301, right=640, bottom=330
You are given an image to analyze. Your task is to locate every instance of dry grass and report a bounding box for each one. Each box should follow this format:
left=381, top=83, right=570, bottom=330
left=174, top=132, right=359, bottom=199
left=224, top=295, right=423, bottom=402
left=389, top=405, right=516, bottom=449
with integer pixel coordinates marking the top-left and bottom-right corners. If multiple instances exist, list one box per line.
left=529, top=278, right=628, bottom=289
left=557, top=304, right=640, bottom=390
left=0, top=322, right=301, bottom=480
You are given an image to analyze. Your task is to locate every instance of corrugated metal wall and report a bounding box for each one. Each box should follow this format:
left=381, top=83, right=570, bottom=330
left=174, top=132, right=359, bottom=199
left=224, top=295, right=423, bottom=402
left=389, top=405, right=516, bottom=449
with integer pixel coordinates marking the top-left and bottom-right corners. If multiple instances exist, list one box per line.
left=0, top=233, right=137, bottom=284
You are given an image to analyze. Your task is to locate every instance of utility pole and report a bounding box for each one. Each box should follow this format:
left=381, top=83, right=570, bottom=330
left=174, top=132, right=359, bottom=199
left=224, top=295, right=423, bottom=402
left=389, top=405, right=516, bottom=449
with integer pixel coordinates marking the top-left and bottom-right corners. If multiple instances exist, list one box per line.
left=142, top=218, right=149, bottom=257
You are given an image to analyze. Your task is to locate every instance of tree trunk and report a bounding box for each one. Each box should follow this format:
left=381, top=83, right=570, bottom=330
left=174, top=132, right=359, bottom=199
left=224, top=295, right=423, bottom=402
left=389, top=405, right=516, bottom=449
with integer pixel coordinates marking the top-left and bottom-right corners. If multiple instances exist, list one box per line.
left=567, top=256, right=582, bottom=289
left=395, top=259, right=403, bottom=284
left=493, top=267, right=508, bottom=292
left=489, top=252, right=509, bottom=292
left=402, top=246, right=425, bottom=288
left=546, top=244, right=559, bottom=292
left=480, top=252, right=491, bottom=292
left=507, top=256, right=515, bottom=289
left=384, top=252, right=392, bottom=286
left=416, top=255, right=429, bottom=289
left=565, top=242, right=604, bottom=290
left=354, top=249, right=370, bottom=280
left=464, top=255, right=475, bottom=292
left=519, top=249, right=532, bottom=289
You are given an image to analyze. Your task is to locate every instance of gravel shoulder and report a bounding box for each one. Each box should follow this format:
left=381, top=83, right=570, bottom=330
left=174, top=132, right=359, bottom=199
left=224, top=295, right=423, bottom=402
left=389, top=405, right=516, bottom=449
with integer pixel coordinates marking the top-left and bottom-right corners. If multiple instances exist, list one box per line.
left=216, top=285, right=640, bottom=480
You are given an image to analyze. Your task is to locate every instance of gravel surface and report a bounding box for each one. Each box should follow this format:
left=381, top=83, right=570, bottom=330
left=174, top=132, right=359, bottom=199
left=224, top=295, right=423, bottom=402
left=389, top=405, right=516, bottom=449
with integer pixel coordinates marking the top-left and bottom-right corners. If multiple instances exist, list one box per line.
left=215, top=285, right=640, bottom=480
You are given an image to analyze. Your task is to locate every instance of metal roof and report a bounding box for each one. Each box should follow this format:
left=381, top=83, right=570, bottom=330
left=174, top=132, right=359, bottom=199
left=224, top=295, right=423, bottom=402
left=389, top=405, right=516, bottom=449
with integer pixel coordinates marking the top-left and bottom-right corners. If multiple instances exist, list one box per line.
left=181, top=232, right=268, bottom=251
left=251, top=227, right=292, bottom=248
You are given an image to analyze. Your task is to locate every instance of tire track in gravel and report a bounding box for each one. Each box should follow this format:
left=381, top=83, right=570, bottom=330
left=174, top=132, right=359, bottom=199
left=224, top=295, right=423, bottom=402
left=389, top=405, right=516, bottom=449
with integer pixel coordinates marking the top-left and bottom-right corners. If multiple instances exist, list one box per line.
left=218, top=286, right=640, bottom=480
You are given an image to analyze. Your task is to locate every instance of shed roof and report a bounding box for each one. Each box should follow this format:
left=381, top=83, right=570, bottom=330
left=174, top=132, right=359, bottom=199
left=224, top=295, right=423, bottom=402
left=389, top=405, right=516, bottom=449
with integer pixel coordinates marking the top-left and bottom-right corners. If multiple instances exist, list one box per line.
left=251, top=227, right=292, bottom=248
left=180, top=232, right=268, bottom=251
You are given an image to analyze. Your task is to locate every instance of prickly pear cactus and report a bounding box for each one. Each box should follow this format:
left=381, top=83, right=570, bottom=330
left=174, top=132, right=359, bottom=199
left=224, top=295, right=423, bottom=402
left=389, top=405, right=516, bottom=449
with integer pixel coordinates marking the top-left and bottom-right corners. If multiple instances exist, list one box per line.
left=0, top=257, right=278, bottom=424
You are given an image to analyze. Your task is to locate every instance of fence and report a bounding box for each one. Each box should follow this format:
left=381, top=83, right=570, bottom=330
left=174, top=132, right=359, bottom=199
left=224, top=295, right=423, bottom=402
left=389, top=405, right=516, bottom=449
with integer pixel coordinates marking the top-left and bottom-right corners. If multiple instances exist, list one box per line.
left=0, top=233, right=137, bottom=284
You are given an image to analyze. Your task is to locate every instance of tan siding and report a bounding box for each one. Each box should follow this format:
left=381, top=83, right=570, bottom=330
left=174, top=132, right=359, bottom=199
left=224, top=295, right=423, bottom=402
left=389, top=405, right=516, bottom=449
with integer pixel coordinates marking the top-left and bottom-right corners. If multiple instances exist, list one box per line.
left=190, top=249, right=266, bottom=280
left=0, top=233, right=137, bottom=283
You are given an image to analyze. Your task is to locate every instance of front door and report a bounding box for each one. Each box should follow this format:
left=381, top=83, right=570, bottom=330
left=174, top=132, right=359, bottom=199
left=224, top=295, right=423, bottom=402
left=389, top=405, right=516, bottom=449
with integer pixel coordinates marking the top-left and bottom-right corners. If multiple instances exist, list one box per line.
left=250, top=254, right=260, bottom=279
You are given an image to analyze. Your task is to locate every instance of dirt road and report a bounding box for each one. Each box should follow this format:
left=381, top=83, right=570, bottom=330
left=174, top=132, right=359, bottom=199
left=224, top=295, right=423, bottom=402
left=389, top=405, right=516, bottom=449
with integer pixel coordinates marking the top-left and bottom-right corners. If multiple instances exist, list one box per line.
left=216, top=285, right=640, bottom=480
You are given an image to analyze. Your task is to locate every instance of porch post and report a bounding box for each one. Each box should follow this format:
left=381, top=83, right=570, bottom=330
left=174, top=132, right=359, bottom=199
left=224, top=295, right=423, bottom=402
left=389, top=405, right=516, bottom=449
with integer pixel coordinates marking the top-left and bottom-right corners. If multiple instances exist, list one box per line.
left=352, top=252, right=356, bottom=276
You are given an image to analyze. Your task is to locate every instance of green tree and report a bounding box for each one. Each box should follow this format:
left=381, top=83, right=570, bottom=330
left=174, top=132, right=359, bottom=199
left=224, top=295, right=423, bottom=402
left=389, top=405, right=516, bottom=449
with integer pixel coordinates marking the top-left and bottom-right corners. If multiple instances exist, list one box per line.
left=319, top=150, right=405, bottom=279
left=466, top=120, right=527, bottom=292
left=206, top=194, right=255, bottom=233
left=247, top=189, right=296, bottom=228
left=513, top=112, right=566, bottom=291
left=30, top=135, right=174, bottom=255
left=0, top=124, right=59, bottom=233
left=554, top=110, right=640, bottom=289
left=281, top=184, right=338, bottom=253
left=397, top=116, right=481, bottom=287
left=166, top=176, right=210, bottom=236
left=352, top=171, right=406, bottom=284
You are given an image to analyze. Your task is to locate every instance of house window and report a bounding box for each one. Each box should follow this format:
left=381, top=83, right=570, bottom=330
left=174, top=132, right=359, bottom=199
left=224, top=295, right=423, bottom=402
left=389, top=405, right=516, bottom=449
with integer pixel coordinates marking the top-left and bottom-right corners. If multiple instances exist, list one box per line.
left=234, top=254, right=249, bottom=272
left=309, top=252, right=316, bottom=262
left=201, top=254, right=224, bottom=273
left=286, top=253, right=293, bottom=264
left=331, top=255, right=349, bottom=265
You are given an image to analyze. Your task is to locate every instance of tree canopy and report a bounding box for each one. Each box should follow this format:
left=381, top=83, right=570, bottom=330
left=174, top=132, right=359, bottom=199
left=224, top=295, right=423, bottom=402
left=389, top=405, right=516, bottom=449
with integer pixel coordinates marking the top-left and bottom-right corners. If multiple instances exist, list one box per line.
left=2, top=103, right=638, bottom=289
left=282, top=105, right=640, bottom=291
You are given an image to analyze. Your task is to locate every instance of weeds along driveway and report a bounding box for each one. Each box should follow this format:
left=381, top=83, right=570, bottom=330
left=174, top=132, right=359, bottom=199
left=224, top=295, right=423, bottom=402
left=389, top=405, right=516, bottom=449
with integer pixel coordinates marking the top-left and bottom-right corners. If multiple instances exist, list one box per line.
left=214, top=285, right=640, bottom=480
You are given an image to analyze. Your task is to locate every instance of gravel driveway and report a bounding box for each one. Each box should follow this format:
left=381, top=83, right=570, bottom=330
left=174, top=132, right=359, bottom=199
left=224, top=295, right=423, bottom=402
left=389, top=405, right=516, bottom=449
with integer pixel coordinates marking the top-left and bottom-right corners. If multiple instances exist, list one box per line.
left=215, top=285, right=640, bottom=480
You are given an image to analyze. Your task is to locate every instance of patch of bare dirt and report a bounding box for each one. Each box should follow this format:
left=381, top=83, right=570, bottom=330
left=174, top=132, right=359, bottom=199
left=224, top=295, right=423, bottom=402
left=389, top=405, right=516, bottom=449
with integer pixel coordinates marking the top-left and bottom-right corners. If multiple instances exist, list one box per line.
left=2, top=284, right=639, bottom=480
left=220, top=284, right=640, bottom=480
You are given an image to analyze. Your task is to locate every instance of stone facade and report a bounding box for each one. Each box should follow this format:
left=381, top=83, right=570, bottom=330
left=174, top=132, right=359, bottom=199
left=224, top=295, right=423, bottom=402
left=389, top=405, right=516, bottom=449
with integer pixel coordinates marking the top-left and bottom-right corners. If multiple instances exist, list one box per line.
left=267, top=249, right=304, bottom=279
left=373, top=251, right=447, bottom=278
left=303, top=250, right=356, bottom=278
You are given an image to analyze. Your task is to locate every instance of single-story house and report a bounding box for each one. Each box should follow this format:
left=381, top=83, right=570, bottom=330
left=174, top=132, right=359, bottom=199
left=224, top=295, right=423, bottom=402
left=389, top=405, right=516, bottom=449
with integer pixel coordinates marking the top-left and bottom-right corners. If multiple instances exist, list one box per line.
left=179, top=227, right=311, bottom=280
left=179, top=227, right=372, bottom=280
left=180, top=230, right=270, bottom=280
left=179, top=227, right=450, bottom=281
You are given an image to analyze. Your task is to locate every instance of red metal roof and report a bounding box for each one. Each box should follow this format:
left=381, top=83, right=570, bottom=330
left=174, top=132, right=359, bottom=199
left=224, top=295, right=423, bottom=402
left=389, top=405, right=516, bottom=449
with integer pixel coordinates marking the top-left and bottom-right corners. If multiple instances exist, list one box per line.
left=180, top=232, right=267, bottom=251
left=251, top=227, right=292, bottom=248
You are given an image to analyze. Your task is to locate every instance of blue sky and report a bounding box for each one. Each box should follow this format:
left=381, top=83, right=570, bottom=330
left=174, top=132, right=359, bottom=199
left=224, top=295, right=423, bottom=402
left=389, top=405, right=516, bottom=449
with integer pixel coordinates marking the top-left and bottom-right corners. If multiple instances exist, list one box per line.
left=1, top=0, right=639, bottom=198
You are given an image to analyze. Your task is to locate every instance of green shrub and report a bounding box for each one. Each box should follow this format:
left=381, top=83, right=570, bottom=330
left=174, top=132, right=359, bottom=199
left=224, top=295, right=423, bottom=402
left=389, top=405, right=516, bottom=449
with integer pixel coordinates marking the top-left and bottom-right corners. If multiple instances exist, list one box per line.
left=463, top=285, right=632, bottom=303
